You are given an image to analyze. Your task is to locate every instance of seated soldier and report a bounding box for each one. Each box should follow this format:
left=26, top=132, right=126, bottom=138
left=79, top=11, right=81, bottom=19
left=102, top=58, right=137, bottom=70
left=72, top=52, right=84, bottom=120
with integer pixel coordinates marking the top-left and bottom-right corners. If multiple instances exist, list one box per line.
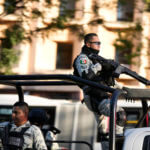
left=29, top=108, right=60, bottom=150
left=0, top=101, right=47, bottom=150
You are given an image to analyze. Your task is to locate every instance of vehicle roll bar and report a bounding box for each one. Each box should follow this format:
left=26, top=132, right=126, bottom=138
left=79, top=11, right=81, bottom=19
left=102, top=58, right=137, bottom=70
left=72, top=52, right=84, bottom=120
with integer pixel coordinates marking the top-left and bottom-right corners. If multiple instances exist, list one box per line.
left=0, top=74, right=150, bottom=150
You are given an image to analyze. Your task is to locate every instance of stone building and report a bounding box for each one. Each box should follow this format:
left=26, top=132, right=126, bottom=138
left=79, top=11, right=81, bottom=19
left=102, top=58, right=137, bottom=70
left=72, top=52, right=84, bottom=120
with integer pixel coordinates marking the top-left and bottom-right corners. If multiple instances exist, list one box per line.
left=0, top=0, right=150, bottom=100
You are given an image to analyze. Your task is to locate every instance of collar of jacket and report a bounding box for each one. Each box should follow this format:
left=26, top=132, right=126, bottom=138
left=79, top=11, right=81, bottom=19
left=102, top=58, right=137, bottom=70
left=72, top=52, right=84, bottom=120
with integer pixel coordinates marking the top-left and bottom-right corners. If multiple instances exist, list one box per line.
left=81, top=45, right=99, bottom=56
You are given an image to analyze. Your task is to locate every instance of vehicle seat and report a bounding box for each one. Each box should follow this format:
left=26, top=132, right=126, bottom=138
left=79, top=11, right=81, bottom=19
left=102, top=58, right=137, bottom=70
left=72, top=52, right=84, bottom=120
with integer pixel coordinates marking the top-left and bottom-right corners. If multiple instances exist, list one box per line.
left=122, top=127, right=150, bottom=150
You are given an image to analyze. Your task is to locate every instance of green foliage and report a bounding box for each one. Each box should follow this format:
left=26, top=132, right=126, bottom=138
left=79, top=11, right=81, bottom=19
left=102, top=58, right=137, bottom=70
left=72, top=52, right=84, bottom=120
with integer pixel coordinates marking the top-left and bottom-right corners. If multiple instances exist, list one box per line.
left=114, top=25, right=142, bottom=65
left=119, top=0, right=127, bottom=5
left=4, top=0, right=22, bottom=14
left=114, top=34, right=133, bottom=64
left=0, top=48, right=20, bottom=74
left=2, top=25, right=24, bottom=48
left=45, top=0, right=52, bottom=4
left=1, top=0, right=103, bottom=74
left=134, top=23, right=143, bottom=31
left=0, top=24, right=24, bottom=74
left=49, top=16, right=67, bottom=29
left=32, top=9, right=43, bottom=18
left=92, top=0, right=100, bottom=15
left=4, top=0, right=16, bottom=14
left=144, top=0, right=150, bottom=11
left=3, top=0, right=102, bottom=35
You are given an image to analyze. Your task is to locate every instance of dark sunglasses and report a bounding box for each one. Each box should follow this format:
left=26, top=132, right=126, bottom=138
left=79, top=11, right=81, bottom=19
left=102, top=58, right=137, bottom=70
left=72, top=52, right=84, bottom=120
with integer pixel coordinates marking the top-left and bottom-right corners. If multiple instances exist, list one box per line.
left=89, top=41, right=101, bottom=45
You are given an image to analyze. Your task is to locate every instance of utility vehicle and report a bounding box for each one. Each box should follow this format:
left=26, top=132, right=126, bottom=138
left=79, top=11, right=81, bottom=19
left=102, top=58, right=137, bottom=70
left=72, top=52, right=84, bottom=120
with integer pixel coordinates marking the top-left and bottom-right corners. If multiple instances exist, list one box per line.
left=0, top=73, right=149, bottom=150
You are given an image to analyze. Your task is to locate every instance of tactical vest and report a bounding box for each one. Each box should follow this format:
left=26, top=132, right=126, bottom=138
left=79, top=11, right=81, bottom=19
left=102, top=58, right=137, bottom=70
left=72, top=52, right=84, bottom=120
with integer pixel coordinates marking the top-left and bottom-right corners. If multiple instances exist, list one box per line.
left=73, top=53, right=114, bottom=97
left=4, top=124, right=30, bottom=150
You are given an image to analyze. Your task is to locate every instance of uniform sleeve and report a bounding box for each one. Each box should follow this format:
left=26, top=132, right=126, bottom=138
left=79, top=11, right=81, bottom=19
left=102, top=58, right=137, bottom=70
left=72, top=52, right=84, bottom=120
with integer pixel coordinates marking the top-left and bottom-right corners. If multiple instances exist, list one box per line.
left=45, top=131, right=54, bottom=141
left=45, top=131, right=60, bottom=150
left=32, top=126, right=48, bottom=150
left=112, top=80, right=123, bottom=89
left=75, top=54, right=102, bottom=80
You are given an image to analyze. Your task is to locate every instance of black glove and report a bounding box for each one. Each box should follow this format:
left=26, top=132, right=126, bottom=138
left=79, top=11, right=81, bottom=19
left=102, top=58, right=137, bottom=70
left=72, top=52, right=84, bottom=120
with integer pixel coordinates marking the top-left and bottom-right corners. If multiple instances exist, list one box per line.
left=49, top=126, right=61, bottom=135
left=122, top=87, right=133, bottom=101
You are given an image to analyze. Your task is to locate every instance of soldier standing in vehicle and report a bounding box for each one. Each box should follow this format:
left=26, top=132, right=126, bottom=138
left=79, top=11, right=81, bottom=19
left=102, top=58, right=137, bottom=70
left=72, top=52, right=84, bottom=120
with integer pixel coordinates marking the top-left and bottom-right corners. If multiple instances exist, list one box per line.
left=73, top=33, right=126, bottom=149
left=0, top=101, right=47, bottom=150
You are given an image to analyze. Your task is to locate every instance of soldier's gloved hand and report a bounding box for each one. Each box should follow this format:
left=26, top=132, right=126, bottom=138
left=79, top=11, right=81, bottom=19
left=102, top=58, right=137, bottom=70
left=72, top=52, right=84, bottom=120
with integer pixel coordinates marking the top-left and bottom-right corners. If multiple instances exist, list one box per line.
left=91, top=63, right=102, bottom=74
left=95, top=63, right=102, bottom=71
left=122, top=87, right=130, bottom=94
left=122, top=87, right=133, bottom=101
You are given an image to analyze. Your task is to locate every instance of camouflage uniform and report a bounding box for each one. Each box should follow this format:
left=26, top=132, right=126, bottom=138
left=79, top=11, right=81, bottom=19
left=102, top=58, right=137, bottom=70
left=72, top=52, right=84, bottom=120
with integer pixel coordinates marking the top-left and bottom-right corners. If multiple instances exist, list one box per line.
left=0, top=121, right=47, bottom=150
left=45, top=131, right=59, bottom=150
left=73, top=46, right=126, bottom=136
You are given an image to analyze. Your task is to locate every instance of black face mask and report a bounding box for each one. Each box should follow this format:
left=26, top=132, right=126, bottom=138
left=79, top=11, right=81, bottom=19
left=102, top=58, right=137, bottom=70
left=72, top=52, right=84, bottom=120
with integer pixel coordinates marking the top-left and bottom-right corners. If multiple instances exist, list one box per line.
left=81, top=45, right=99, bottom=56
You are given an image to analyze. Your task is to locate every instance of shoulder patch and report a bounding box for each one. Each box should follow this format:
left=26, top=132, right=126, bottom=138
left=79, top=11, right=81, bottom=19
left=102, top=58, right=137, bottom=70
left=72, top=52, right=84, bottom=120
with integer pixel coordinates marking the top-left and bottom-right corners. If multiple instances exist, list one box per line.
left=79, top=57, right=87, bottom=64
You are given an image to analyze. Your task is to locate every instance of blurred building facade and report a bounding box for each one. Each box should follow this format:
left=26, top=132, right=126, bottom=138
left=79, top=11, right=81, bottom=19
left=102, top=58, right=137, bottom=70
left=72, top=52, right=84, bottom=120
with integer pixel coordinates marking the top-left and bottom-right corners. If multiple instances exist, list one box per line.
left=0, top=0, right=150, bottom=100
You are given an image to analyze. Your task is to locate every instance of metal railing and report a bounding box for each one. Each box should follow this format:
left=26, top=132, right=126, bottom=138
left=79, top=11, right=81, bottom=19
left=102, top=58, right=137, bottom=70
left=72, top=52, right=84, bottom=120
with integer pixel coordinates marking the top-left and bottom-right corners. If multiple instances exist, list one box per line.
left=0, top=74, right=150, bottom=150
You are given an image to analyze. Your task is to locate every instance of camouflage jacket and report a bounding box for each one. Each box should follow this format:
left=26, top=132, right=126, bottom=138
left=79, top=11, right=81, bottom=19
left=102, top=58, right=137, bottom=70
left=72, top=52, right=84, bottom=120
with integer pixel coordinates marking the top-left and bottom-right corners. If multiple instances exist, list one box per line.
left=0, top=121, right=47, bottom=150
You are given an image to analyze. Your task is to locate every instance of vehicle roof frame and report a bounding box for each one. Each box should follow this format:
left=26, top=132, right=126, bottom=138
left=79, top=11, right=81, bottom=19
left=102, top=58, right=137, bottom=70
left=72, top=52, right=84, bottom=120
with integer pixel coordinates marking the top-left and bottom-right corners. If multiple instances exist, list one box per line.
left=0, top=74, right=150, bottom=150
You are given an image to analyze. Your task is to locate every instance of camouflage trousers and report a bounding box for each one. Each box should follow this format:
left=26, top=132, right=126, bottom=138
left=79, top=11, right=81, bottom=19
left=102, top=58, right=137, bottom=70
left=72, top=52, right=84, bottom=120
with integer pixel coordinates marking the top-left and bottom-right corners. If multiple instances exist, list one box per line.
left=83, top=95, right=125, bottom=135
